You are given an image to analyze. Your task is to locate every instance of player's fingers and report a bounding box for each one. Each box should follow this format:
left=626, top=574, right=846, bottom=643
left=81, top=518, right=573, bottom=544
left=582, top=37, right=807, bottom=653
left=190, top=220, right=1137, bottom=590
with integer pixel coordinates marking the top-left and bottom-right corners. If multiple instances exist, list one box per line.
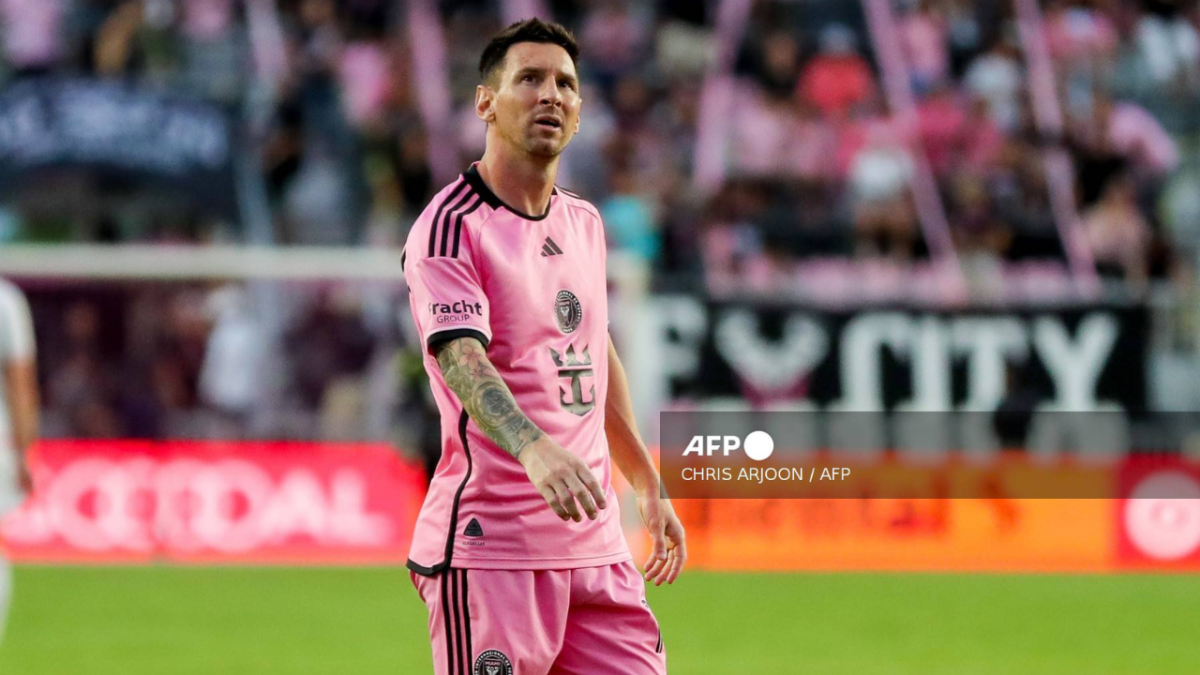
left=644, top=519, right=668, bottom=573
left=670, top=531, right=688, bottom=581
left=564, top=474, right=598, bottom=520
left=539, top=486, right=570, bottom=521
left=576, top=467, right=608, bottom=510
left=665, top=546, right=687, bottom=585
left=653, top=549, right=674, bottom=586
left=553, top=480, right=582, bottom=522
left=644, top=553, right=667, bottom=580
left=649, top=530, right=668, bottom=565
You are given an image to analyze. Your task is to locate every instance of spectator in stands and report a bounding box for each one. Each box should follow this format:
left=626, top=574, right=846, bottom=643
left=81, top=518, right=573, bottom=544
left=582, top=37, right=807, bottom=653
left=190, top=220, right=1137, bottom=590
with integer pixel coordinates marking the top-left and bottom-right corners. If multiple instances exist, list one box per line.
left=0, top=0, right=66, bottom=76
left=1091, top=92, right=1180, bottom=179
left=848, top=124, right=918, bottom=261
left=1044, top=0, right=1119, bottom=63
left=602, top=165, right=661, bottom=263
left=917, top=82, right=968, bottom=176
left=1082, top=172, right=1151, bottom=287
left=799, top=24, right=874, bottom=119
left=790, top=97, right=840, bottom=185
left=1135, top=0, right=1200, bottom=87
left=199, top=285, right=263, bottom=435
left=899, top=0, right=951, bottom=95
left=964, top=35, right=1024, bottom=132
left=733, top=82, right=800, bottom=179
left=178, top=0, right=244, bottom=102
left=655, top=0, right=712, bottom=79
left=949, top=175, right=1011, bottom=293
left=580, top=0, right=649, bottom=93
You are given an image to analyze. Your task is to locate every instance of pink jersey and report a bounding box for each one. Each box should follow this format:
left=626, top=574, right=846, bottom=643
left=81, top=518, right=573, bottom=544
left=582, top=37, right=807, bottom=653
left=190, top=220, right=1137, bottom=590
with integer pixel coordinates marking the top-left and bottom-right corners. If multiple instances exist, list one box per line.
left=403, top=164, right=630, bottom=575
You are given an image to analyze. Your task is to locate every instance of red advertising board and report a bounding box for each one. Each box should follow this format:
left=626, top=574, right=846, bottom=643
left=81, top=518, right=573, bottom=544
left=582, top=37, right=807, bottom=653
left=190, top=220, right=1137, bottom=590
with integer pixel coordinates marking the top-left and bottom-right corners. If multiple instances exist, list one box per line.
left=6, top=441, right=1200, bottom=572
left=1116, top=460, right=1200, bottom=570
left=0, top=440, right=427, bottom=564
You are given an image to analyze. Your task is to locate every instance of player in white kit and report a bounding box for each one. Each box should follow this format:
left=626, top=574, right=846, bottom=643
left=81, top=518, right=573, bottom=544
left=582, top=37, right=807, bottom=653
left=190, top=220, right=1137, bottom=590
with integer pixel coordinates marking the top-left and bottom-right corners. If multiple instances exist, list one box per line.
left=0, top=279, right=38, bottom=646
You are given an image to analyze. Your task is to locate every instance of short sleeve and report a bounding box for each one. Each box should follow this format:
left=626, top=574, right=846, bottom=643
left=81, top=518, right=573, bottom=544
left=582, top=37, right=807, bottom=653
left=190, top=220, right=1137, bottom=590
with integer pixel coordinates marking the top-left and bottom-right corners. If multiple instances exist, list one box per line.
left=0, top=282, right=35, bottom=361
left=406, top=256, right=492, bottom=355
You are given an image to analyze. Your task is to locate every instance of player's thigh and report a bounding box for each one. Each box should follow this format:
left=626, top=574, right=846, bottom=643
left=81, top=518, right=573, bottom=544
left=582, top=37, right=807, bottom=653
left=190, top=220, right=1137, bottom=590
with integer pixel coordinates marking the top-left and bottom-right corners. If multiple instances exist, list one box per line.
left=411, top=568, right=569, bottom=675
left=550, top=561, right=666, bottom=675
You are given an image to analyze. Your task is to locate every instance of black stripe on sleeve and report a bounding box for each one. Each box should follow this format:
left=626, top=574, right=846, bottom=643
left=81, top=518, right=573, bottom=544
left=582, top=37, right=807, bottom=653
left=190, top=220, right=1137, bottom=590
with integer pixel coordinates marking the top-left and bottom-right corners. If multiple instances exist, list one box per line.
left=428, top=180, right=470, bottom=257
left=437, top=190, right=476, bottom=257
left=427, top=328, right=489, bottom=356
left=441, top=573, right=456, bottom=675
left=450, top=196, right=485, bottom=259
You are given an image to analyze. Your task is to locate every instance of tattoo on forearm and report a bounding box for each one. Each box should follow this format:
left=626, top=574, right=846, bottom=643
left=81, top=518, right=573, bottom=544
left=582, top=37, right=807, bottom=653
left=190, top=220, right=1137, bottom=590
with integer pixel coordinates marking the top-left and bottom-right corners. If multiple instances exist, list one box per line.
left=437, top=338, right=543, bottom=459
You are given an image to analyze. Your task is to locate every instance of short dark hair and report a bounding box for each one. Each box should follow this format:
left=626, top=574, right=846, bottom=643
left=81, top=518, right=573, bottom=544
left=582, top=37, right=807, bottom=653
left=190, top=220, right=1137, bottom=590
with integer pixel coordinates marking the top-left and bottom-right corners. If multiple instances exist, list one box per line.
left=479, top=18, right=579, bottom=85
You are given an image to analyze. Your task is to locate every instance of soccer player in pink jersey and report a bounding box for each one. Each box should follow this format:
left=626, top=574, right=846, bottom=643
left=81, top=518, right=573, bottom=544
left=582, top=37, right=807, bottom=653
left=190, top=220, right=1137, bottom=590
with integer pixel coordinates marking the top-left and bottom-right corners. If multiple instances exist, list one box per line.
left=402, top=18, right=685, bottom=675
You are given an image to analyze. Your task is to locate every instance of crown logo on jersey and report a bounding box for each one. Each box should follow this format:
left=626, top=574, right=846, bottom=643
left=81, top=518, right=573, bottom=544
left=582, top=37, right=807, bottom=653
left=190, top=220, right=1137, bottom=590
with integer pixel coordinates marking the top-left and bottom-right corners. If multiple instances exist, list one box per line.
left=549, top=345, right=590, bottom=368
left=549, top=344, right=595, bottom=416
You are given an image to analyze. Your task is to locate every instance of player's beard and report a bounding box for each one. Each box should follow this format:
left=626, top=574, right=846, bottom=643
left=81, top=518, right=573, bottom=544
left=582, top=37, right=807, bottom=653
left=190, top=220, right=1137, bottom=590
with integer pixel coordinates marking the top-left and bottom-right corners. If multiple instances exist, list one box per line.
left=499, top=117, right=570, bottom=159
left=523, top=127, right=568, bottom=158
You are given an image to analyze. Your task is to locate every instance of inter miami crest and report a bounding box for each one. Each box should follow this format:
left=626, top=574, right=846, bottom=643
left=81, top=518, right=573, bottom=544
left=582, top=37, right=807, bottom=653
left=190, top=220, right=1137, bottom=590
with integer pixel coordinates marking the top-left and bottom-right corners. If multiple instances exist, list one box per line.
left=554, top=290, right=582, bottom=333
left=474, top=650, right=513, bottom=675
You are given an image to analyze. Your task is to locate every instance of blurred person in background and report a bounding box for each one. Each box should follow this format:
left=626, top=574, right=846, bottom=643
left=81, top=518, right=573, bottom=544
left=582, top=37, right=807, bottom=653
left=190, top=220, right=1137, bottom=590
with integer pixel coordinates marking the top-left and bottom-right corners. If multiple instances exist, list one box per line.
left=0, top=0, right=67, bottom=77
left=0, top=278, right=38, bottom=647
left=899, top=0, right=950, bottom=95
left=1135, top=0, right=1200, bottom=88
left=799, top=24, right=873, bottom=119
left=848, top=122, right=918, bottom=261
left=964, top=34, right=1024, bottom=132
left=1082, top=172, right=1151, bottom=289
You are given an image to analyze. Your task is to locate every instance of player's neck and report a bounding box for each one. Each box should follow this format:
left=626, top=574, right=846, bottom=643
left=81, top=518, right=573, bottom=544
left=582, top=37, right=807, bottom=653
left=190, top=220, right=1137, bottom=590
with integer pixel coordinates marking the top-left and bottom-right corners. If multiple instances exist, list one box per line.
left=476, top=151, right=558, bottom=218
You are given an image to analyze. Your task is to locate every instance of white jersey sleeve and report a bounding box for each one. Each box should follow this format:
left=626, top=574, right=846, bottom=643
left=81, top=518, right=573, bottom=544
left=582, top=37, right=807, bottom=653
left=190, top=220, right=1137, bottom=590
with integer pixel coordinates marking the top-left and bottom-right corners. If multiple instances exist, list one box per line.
left=0, top=280, right=34, bottom=362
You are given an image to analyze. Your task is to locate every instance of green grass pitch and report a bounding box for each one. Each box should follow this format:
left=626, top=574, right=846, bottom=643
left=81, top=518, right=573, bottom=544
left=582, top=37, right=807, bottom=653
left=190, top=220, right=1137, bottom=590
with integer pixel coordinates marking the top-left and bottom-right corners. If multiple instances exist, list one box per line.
left=0, top=566, right=1196, bottom=674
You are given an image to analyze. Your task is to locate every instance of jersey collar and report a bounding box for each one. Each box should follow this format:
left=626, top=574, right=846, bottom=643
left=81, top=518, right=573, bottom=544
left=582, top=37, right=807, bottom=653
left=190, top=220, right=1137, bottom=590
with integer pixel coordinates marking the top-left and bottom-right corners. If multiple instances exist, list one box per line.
left=464, top=163, right=557, bottom=221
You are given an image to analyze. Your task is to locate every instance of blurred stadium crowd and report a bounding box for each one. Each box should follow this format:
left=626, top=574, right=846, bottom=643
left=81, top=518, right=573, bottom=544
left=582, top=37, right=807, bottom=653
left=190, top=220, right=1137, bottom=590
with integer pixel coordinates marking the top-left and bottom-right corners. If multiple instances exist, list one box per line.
left=2, top=0, right=1200, bottom=447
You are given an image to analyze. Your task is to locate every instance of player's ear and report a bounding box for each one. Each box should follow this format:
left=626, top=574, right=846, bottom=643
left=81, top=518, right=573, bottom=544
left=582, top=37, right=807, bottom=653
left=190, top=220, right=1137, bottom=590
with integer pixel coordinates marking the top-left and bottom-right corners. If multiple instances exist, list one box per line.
left=475, top=85, right=495, bottom=123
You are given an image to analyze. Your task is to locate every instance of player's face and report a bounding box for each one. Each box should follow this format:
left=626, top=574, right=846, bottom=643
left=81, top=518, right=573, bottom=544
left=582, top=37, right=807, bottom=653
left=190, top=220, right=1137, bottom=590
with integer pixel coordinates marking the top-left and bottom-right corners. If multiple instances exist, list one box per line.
left=477, top=42, right=582, bottom=158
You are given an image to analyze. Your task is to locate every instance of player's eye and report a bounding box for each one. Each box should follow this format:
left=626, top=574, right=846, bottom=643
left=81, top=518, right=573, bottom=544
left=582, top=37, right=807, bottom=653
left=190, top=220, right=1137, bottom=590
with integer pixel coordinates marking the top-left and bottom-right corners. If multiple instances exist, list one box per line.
left=559, top=80, right=576, bottom=91
left=521, top=74, right=537, bottom=83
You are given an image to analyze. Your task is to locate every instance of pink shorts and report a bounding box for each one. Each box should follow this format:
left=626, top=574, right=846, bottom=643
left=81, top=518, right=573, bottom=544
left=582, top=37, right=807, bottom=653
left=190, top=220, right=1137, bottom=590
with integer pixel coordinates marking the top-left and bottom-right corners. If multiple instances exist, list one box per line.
left=410, top=560, right=666, bottom=675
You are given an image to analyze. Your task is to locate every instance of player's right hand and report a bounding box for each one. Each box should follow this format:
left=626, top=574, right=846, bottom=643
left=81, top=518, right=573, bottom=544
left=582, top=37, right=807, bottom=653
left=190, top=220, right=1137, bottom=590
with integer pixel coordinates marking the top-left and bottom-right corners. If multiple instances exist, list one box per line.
left=518, top=437, right=608, bottom=522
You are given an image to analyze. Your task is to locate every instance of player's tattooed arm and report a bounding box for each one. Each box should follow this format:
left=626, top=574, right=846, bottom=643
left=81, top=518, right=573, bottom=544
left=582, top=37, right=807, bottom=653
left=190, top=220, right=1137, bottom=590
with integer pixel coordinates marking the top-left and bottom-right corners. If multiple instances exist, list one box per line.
left=435, top=337, right=543, bottom=459
left=435, top=336, right=608, bottom=523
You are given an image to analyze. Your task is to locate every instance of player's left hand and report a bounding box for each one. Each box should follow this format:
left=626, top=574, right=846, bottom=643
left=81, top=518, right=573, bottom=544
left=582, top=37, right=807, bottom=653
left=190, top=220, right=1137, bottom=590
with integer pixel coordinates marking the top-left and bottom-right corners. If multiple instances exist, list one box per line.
left=637, top=492, right=686, bottom=586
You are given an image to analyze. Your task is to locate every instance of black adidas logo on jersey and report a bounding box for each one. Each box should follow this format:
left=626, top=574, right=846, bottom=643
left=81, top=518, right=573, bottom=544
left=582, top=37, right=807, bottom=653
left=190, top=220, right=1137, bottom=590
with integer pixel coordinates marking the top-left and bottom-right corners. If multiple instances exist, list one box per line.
left=540, top=237, right=564, bottom=257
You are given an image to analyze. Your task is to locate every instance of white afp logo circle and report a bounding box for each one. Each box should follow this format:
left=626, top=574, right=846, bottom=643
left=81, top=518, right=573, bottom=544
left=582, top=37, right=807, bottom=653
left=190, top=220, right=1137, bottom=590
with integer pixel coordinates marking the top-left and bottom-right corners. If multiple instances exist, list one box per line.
left=743, top=431, right=775, bottom=461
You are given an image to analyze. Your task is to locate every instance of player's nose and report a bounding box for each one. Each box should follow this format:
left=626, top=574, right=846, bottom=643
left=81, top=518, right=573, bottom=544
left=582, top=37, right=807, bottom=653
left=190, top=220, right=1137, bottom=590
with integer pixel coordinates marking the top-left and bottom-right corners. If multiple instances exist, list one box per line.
left=539, top=82, right=562, bottom=107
